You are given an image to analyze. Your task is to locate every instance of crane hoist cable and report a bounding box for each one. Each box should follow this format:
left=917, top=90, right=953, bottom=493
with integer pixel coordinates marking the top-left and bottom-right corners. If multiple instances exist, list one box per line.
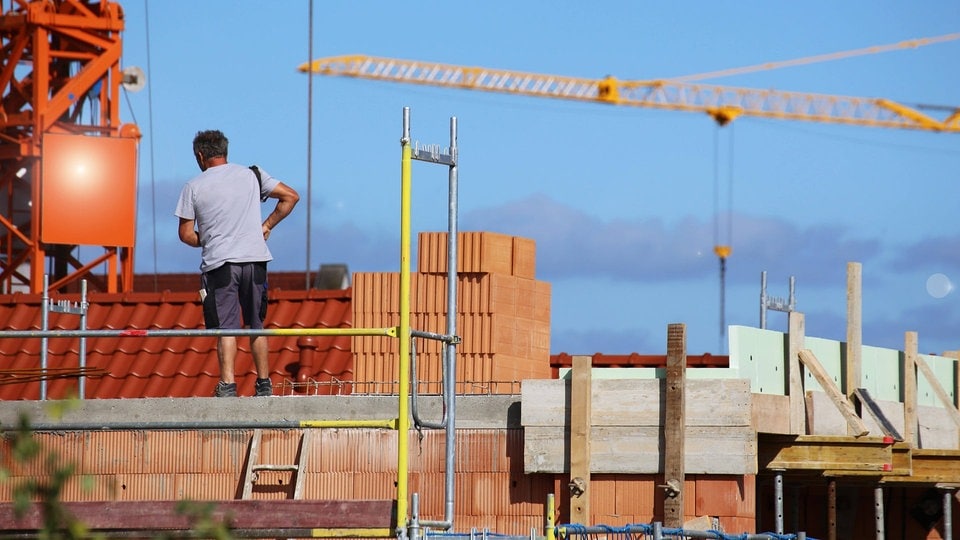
left=713, top=123, right=734, bottom=352
left=671, top=32, right=960, bottom=82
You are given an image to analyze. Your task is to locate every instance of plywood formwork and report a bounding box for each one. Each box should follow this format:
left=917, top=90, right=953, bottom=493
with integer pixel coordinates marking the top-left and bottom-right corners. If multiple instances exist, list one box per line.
left=522, top=378, right=756, bottom=475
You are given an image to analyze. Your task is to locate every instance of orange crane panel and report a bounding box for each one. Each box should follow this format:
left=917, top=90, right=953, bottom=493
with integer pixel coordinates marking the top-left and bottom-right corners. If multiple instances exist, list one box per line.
left=0, top=0, right=138, bottom=294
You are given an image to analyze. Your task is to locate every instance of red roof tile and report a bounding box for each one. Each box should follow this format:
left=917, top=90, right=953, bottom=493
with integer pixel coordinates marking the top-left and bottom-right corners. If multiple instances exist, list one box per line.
left=1, top=265, right=710, bottom=400
left=0, top=279, right=353, bottom=400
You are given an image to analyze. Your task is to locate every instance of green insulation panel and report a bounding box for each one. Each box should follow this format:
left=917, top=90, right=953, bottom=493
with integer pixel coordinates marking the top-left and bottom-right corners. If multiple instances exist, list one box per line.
left=559, top=326, right=956, bottom=409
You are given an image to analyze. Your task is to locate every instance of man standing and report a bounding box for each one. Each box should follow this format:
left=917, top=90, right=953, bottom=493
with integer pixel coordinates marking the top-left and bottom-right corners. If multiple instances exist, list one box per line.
left=175, top=130, right=300, bottom=397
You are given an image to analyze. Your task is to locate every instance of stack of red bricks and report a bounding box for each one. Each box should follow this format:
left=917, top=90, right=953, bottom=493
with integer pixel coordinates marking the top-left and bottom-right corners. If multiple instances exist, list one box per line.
left=352, top=231, right=551, bottom=394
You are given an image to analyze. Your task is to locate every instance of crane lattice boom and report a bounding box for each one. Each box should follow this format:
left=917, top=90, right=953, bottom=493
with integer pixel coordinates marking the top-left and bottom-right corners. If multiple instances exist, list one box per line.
left=300, top=54, right=960, bottom=133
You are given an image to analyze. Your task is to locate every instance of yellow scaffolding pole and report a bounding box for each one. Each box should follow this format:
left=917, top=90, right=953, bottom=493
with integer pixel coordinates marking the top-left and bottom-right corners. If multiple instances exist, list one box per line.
left=396, top=107, right=414, bottom=534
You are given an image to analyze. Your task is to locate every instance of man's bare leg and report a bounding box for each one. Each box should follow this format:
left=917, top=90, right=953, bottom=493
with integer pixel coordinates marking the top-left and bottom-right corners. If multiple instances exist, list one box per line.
left=250, top=335, right=270, bottom=379
left=218, top=336, right=238, bottom=383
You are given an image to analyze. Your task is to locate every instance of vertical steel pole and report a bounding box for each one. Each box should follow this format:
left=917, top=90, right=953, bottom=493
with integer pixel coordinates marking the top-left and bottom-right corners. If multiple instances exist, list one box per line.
left=442, top=116, right=459, bottom=530
left=40, top=274, right=49, bottom=400
left=874, top=485, right=885, bottom=540
left=760, top=271, right=767, bottom=329
left=944, top=489, right=954, bottom=540
left=775, top=471, right=784, bottom=534
left=79, top=279, right=88, bottom=399
left=545, top=493, right=555, bottom=540
left=409, top=492, right=421, bottom=540
left=304, top=0, right=314, bottom=289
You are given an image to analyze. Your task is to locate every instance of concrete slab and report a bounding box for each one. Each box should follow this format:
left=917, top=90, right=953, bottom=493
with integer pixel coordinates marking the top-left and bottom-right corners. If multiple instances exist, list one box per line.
left=0, top=395, right=521, bottom=431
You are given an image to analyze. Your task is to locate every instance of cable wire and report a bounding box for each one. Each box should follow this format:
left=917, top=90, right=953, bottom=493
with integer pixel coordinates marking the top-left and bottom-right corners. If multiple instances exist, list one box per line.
left=144, top=0, right=158, bottom=290
left=305, top=0, right=314, bottom=289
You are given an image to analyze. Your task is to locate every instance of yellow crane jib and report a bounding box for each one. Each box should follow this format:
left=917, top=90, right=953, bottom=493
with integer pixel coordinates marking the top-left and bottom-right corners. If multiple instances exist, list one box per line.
left=300, top=54, right=960, bottom=133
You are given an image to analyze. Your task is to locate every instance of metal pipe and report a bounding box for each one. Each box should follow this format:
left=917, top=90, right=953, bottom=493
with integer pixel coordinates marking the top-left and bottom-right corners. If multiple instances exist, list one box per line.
left=79, top=279, right=88, bottom=399
left=945, top=489, right=954, bottom=540
left=408, top=493, right=422, bottom=540
left=411, top=329, right=458, bottom=343
left=561, top=524, right=791, bottom=540
left=774, top=471, right=784, bottom=534
left=760, top=270, right=767, bottom=329
left=0, top=528, right=394, bottom=539
left=40, top=274, right=49, bottom=400
left=545, top=493, right=555, bottom=540
left=874, top=485, right=885, bottom=540
left=441, top=115, right=459, bottom=533
left=0, top=326, right=397, bottom=339
left=407, top=114, right=460, bottom=533
left=410, top=339, right=448, bottom=429
left=22, top=418, right=398, bottom=432
left=397, top=106, right=413, bottom=534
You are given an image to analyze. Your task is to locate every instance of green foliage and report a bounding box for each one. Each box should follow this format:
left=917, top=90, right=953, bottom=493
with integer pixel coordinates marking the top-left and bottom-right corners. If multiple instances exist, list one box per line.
left=170, top=500, right=234, bottom=540
left=3, top=402, right=97, bottom=540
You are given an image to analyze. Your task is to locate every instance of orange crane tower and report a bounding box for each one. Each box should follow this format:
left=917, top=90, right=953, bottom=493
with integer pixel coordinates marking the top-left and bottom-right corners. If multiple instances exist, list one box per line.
left=0, top=0, right=141, bottom=294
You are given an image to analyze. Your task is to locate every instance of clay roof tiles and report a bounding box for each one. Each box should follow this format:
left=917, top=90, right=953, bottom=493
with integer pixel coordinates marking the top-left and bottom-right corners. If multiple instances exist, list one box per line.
left=0, top=274, right=353, bottom=400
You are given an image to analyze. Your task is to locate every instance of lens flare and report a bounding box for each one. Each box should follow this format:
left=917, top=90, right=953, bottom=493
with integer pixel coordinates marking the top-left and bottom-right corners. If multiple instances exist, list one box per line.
left=926, top=273, right=953, bottom=299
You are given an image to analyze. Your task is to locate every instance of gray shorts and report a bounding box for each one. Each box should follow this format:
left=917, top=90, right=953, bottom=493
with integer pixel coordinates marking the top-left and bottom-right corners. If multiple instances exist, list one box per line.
left=201, top=262, right=268, bottom=330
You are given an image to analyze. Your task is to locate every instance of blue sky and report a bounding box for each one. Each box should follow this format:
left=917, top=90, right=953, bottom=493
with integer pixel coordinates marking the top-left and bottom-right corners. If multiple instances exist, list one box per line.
left=117, top=1, right=960, bottom=356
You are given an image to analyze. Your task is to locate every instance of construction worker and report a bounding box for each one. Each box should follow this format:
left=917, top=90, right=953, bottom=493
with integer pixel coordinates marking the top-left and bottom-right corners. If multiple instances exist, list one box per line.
left=175, top=130, right=300, bottom=397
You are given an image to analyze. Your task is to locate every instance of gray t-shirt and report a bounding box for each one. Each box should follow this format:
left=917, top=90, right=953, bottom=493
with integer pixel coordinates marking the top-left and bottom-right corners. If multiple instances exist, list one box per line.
left=175, top=162, right=281, bottom=273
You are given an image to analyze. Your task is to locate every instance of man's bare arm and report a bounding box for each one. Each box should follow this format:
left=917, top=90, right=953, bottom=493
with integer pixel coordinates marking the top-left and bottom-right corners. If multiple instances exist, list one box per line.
left=262, top=182, right=300, bottom=240
left=178, top=217, right=200, bottom=247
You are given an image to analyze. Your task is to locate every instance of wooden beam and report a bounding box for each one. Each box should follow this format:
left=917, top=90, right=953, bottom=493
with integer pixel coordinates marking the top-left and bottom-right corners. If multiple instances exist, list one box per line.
left=903, top=332, right=918, bottom=447
left=0, top=500, right=397, bottom=532
left=759, top=434, right=893, bottom=473
left=882, top=449, right=960, bottom=485
left=569, top=355, right=591, bottom=524
left=798, top=349, right=868, bottom=437
left=854, top=388, right=902, bottom=441
left=788, top=311, right=806, bottom=434
left=845, top=262, right=862, bottom=427
left=915, top=356, right=960, bottom=429
left=663, top=323, right=686, bottom=527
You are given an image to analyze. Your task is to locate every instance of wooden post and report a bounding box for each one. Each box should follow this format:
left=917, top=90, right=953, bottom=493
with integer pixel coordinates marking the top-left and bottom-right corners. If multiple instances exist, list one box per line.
left=569, top=355, right=591, bottom=524
left=663, top=323, right=686, bottom=527
left=846, top=262, right=863, bottom=438
left=788, top=311, right=806, bottom=434
left=903, top=332, right=918, bottom=447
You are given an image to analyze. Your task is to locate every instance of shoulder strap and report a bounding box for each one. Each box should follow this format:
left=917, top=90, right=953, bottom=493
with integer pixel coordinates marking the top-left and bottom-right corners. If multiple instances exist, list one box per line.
left=249, top=165, right=267, bottom=202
